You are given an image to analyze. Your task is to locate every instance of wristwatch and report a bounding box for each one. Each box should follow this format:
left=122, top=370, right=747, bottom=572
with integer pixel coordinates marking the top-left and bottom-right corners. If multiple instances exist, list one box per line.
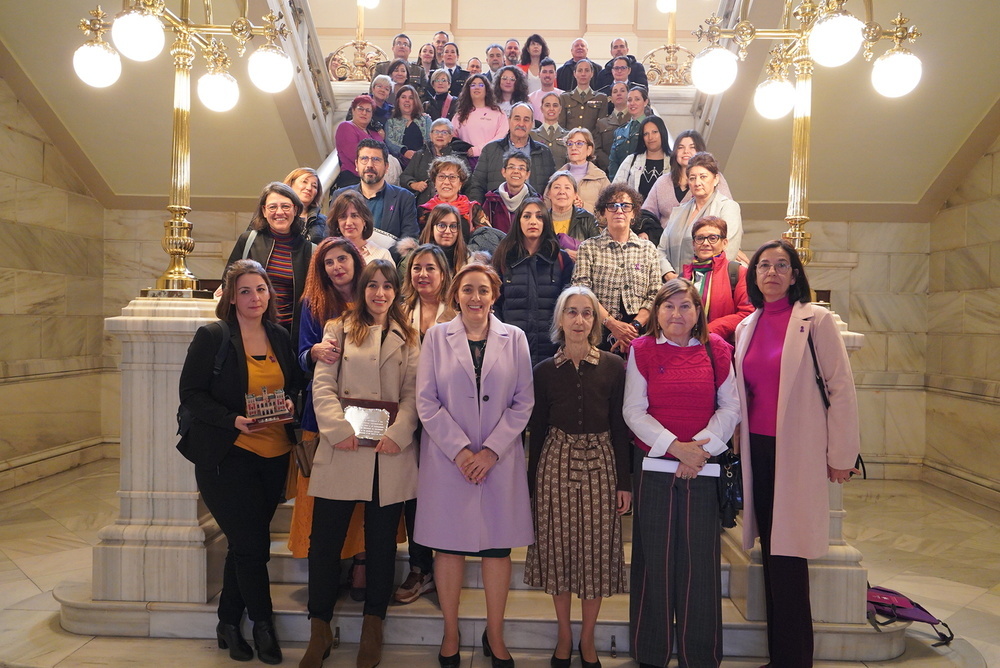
left=631, top=319, right=643, bottom=333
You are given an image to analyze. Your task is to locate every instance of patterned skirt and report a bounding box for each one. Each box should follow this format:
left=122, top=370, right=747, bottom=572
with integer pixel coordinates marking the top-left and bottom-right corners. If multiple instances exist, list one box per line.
left=524, top=427, right=628, bottom=598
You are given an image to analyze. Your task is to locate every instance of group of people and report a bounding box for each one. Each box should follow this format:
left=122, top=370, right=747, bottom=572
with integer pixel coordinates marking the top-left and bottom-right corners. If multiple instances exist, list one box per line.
left=176, top=35, right=862, bottom=668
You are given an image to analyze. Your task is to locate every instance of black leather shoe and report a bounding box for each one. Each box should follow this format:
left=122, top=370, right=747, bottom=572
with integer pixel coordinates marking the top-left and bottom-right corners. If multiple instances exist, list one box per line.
left=252, top=619, right=282, bottom=665
left=550, top=650, right=571, bottom=668
left=578, top=642, right=601, bottom=668
left=438, top=649, right=461, bottom=668
left=216, top=620, right=253, bottom=661
left=482, top=630, right=514, bottom=668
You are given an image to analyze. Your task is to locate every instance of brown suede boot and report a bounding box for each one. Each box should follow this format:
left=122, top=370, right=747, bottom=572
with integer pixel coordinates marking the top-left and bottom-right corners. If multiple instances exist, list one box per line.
left=356, top=614, right=383, bottom=668
left=299, top=618, right=333, bottom=668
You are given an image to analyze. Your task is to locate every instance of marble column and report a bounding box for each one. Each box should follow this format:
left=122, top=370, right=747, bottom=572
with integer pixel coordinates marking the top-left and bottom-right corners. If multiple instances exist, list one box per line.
left=94, top=297, right=224, bottom=603
left=724, top=314, right=869, bottom=625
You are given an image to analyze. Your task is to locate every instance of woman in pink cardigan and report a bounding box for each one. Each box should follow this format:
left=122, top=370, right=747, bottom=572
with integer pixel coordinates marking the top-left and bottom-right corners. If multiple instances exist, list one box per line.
left=734, top=239, right=861, bottom=668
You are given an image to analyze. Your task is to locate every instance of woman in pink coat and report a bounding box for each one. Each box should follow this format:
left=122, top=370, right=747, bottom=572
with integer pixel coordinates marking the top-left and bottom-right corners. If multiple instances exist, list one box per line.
left=415, top=263, right=534, bottom=668
left=734, top=239, right=861, bottom=668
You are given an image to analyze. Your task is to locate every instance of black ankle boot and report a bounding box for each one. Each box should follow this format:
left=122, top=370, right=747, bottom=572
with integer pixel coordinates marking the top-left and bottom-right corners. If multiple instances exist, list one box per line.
left=216, top=620, right=253, bottom=661
left=253, top=619, right=282, bottom=665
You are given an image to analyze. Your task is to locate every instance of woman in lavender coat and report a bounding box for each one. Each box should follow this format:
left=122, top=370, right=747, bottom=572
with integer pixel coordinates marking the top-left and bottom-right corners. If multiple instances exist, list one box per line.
left=415, top=263, right=534, bottom=668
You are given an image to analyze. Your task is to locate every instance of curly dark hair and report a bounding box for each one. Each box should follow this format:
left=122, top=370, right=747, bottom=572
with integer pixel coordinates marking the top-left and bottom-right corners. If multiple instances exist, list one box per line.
left=492, top=65, right=529, bottom=105
left=594, top=182, right=643, bottom=219
left=454, top=73, right=500, bottom=123
left=249, top=182, right=304, bottom=235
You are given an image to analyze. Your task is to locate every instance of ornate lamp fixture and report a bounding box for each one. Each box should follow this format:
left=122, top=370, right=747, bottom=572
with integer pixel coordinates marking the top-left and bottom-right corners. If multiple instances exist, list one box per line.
left=73, top=1, right=293, bottom=293
left=641, top=0, right=695, bottom=86
left=327, top=0, right=388, bottom=82
left=692, top=0, right=921, bottom=263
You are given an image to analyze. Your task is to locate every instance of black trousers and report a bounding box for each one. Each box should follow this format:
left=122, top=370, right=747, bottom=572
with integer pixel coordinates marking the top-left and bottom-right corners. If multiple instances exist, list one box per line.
left=196, top=446, right=289, bottom=625
left=308, top=458, right=403, bottom=621
left=403, top=497, right=434, bottom=573
left=750, top=433, right=814, bottom=668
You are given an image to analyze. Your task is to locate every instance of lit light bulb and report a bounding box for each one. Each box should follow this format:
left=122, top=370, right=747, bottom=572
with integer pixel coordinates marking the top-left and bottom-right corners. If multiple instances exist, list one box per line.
left=111, top=8, right=165, bottom=62
left=248, top=44, right=294, bottom=93
left=198, top=71, right=240, bottom=111
left=357, top=0, right=380, bottom=8
left=656, top=0, right=677, bottom=13
left=872, top=48, right=921, bottom=98
left=754, top=77, right=796, bottom=119
left=691, top=45, right=738, bottom=95
left=808, top=11, right=863, bottom=67
left=73, top=41, right=122, bottom=88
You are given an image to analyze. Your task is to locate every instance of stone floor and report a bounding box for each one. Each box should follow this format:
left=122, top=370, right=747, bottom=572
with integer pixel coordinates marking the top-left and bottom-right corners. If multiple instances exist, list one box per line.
left=1, top=458, right=997, bottom=667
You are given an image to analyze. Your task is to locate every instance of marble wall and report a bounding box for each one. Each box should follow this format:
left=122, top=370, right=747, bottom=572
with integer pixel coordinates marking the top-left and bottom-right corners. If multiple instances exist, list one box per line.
left=0, top=77, right=109, bottom=491
left=925, top=134, right=1000, bottom=503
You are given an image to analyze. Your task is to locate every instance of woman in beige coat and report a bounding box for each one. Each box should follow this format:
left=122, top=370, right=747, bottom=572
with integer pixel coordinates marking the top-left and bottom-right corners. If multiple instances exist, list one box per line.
left=302, top=259, right=421, bottom=668
left=734, top=240, right=860, bottom=668
left=559, top=127, right=610, bottom=214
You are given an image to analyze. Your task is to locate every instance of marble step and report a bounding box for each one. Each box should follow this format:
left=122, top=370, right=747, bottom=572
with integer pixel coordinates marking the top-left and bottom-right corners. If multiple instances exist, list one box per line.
left=55, top=581, right=909, bottom=662
left=267, top=535, right=731, bottom=598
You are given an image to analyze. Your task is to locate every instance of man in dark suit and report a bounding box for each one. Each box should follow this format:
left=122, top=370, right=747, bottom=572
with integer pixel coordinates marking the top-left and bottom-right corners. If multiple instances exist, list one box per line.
left=440, top=42, right=469, bottom=97
left=595, top=37, right=649, bottom=91
left=556, top=38, right=590, bottom=91
left=373, top=33, right=427, bottom=90
left=332, top=139, right=419, bottom=244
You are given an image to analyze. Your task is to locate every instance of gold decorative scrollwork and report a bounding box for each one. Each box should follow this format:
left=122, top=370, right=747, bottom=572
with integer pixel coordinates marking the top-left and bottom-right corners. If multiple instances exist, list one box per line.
left=640, top=44, right=694, bottom=86
left=328, top=41, right=387, bottom=82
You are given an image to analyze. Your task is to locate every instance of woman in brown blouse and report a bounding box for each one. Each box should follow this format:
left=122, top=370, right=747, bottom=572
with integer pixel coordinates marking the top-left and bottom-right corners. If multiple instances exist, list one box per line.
left=524, top=285, right=631, bottom=668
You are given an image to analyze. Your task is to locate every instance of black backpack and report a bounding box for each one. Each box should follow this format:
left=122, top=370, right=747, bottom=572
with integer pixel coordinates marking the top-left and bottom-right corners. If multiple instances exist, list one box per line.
left=176, top=321, right=230, bottom=439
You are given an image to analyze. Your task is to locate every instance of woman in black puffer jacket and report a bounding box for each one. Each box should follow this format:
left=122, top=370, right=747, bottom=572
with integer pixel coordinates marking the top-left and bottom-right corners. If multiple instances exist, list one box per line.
left=493, top=197, right=574, bottom=366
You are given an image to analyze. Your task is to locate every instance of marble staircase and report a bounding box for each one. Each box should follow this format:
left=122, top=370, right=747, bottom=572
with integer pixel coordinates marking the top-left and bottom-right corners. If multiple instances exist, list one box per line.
left=57, top=496, right=909, bottom=662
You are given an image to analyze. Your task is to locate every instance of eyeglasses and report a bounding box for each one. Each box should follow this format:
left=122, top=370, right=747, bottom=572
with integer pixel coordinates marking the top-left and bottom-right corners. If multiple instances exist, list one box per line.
left=431, top=129, right=452, bottom=136
left=433, top=78, right=450, bottom=84
left=612, top=65, right=629, bottom=71
left=503, top=164, right=527, bottom=173
left=500, top=77, right=517, bottom=83
left=756, top=261, right=793, bottom=274
left=693, top=234, right=723, bottom=244
left=604, top=202, right=634, bottom=213
left=469, top=83, right=486, bottom=89
left=436, top=173, right=461, bottom=182
left=265, top=203, right=294, bottom=213
left=354, top=106, right=373, bottom=114
left=563, top=307, right=595, bottom=319
left=434, top=222, right=460, bottom=232
left=357, top=155, right=384, bottom=164
left=565, top=140, right=589, bottom=149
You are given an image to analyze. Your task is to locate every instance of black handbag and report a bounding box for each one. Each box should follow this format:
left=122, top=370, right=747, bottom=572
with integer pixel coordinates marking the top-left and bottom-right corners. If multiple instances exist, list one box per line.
left=717, top=446, right=743, bottom=528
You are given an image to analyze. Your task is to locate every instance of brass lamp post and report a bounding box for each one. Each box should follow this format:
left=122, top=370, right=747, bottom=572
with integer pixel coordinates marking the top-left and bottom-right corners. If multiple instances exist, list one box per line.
left=692, top=0, right=921, bottom=264
left=641, top=0, right=696, bottom=86
left=73, top=1, right=294, bottom=295
left=327, top=0, right=388, bottom=82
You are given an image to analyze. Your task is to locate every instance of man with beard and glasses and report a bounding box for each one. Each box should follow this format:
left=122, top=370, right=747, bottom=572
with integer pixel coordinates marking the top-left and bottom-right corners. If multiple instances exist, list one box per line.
left=333, top=139, right=419, bottom=245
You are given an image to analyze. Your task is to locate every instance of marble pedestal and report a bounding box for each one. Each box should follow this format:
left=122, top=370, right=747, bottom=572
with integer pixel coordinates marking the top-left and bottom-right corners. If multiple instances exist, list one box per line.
left=94, top=297, right=224, bottom=603
left=725, top=314, right=873, bottom=628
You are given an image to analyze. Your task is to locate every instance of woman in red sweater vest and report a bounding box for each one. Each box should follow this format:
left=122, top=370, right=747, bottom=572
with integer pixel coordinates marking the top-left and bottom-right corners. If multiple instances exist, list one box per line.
left=623, top=279, right=740, bottom=668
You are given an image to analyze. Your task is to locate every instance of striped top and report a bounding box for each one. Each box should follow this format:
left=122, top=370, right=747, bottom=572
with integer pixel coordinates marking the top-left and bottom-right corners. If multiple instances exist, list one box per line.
left=268, top=231, right=295, bottom=327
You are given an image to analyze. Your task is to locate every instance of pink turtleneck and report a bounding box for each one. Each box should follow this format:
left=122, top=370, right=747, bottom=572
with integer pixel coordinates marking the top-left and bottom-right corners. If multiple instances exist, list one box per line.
left=742, top=298, right=793, bottom=437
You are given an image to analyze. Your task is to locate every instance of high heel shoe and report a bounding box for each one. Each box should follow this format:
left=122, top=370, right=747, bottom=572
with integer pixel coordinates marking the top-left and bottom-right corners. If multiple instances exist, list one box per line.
left=550, top=648, right=571, bottom=668
left=252, top=618, right=282, bottom=665
left=482, top=630, right=514, bottom=668
left=438, top=632, right=461, bottom=668
left=578, top=642, right=601, bottom=668
left=216, top=620, right=253, bottom=661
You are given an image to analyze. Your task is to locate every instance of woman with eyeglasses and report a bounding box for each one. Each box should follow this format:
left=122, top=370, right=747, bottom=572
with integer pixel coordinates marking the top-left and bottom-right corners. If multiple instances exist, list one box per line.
left=492, top=65, right=529, bottom=116
left=452, top=73, right=508, bottom=161
left=571, top=183, right=660, bottom=353
left=419, top=203, right=472, bottom=275
left=416, top=156, right=490, bottom=234
left=657, top=151, right=743, bottom=281
left=424, top=69, right=458, bottom=121
left=559, top=127, right=610, bottom=215
left=492, top=198, right=575, bottom=366
left=524, top=285, right=630, bottom=668
left=226, top=182, right=314, bottom=344
left=680, top=216, right=753, bottom=345
left=401, top=118, right=470, bottom=207
left=334, top=94, right=386, bottom=188
left=734, top=240, right=860, bottom=668
left=623, top=278, right=740, bottom=668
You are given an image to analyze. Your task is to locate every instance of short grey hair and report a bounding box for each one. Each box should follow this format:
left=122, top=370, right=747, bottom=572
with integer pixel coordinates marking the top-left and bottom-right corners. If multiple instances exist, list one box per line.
left=431, top=117, right=455, bottom=133
left=550, top=286, right=602, bottom=346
